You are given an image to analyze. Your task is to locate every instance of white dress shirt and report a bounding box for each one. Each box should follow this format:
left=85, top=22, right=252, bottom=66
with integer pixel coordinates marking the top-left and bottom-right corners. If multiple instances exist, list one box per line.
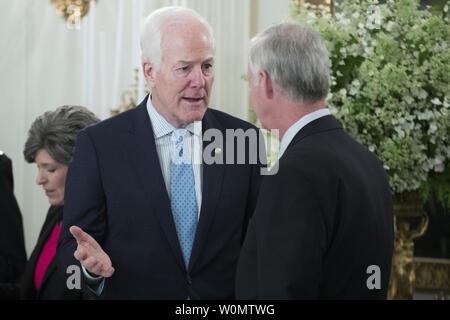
left=278, top=108, right=331, bottom=159
left=146, top=98, right=203, bottom=217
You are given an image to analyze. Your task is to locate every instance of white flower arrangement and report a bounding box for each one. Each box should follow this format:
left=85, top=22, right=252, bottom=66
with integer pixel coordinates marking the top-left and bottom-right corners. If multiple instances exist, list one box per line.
left=290, top=0, right=450, bottom=204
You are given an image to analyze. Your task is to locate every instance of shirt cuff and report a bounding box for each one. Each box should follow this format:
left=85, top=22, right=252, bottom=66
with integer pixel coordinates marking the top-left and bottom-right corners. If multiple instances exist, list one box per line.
left=81, top=265, right=105, bottom=296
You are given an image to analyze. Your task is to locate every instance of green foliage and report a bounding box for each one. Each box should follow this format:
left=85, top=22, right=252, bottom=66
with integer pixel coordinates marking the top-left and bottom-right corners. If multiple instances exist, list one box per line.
left=290, top=0, right=450, bottom=202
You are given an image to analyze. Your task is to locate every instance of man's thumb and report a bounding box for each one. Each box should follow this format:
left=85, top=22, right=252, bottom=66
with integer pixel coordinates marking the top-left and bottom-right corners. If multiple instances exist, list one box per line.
left=69, top=226, right=87, bottom=244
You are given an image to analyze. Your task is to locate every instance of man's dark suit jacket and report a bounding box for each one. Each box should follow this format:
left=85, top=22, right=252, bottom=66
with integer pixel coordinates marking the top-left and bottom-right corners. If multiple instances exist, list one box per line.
left=56, top=96, right=261, bottom=299
left=236, top=115, right=394, bottom=299
left=0, top=153, right=27, bottom=284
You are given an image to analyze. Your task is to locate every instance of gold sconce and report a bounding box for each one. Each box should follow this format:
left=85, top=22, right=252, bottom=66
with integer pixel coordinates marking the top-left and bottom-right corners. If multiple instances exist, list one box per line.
left=51, top=0, right=97, bottom=22
left=110, top=68, right=149, bottom=116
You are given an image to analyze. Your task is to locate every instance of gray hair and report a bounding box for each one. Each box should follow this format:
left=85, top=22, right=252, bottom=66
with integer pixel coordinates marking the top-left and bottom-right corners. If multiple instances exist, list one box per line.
left=140, top=6, right=215, bottom=72
left=249, top=22, right=330, bottom=104
left=23, top=105, right=100, bottom=165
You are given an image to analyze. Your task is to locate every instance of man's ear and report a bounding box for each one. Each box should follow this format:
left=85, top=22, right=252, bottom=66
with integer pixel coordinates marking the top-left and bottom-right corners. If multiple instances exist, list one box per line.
left=143, top=62, right=156, bottom=88
left=259, top=70, right=274, bottom=99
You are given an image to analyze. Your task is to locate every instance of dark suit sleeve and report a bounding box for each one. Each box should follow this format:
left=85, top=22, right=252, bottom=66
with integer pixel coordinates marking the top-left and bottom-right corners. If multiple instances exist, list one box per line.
left=241, top=131, right=265, bottom=245
left=245, top=163, right=327, bottom=299
left=56, top=130, right=107, bottom=283
left=0, top=155, right=27, bottom=283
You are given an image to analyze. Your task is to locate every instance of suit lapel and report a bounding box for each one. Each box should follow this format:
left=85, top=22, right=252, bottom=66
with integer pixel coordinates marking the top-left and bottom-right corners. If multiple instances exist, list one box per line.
left=123, top=97, right=185, bottom=270
left=188, top=110, right=225, bottom=272
left=34, top=206, right=62, bottom=298
left=37, top=258, right=57, bottom=297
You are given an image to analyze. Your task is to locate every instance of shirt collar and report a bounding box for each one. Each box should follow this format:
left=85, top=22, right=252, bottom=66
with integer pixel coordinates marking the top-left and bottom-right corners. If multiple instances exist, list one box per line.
left=278, top=108, right=331, bottom=159
left=146, top=97, right=202, bottom=138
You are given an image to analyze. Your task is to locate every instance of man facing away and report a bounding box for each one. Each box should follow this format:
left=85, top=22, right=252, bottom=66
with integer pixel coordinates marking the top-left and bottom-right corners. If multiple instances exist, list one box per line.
left=57, top=7, right=262, bottom=299
left=236, top=23, right=394, bottom=299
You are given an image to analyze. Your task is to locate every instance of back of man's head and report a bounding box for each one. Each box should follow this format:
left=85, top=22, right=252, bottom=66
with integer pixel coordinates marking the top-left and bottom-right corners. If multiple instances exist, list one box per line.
left=140, top=6, right=215, bottom=72
left=249, top=22, right=330, bottom=104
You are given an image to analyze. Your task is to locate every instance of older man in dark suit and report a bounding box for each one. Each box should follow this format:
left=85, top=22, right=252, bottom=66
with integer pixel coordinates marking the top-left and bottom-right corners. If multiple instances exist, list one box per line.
left=56, top=7, right=262, bottom=299
left=236, top=23, right=394, bottom=299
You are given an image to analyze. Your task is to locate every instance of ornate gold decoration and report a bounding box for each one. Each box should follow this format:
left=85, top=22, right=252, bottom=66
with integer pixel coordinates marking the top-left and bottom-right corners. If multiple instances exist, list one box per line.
left=385, top=191, right=450, bottom=299
left=393, top=191, right=425, bottom=217
left=51, top=0, right=96, bottom=21
left=413, top=257, right=450, bottom=291
left=110, top=68, right=149, bottom=116
left=388, top=214, right=429, bottom=299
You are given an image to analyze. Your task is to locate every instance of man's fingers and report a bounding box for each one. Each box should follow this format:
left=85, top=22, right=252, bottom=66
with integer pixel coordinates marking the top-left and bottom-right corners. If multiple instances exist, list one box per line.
left=70, top=226, right=86, bottom=244
left=74, top=252, right=115, bottom=278
left=69, top=226, right=97, bottom=248
left=84, top=257, right=115, bottom=278
left=83, top=256, right=100, bottom=271
left=70, top=225, right=114, bottom=277
left=103, top=266, right=115, bottom=278
left=73, top=247, right=88, bottom=262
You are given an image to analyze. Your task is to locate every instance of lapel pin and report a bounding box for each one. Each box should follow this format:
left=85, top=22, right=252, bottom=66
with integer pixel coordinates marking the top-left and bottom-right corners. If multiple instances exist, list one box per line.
left=215, top=147, right=222, bottom=154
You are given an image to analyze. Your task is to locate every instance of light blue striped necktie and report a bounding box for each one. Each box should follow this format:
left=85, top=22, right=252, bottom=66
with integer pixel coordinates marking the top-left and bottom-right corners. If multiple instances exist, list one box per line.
left=170, top=128, right=198, bottom=268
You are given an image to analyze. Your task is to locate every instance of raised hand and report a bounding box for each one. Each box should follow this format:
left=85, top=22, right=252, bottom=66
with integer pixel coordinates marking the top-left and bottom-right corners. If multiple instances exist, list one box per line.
left=70, top=226, right=115, bottom=278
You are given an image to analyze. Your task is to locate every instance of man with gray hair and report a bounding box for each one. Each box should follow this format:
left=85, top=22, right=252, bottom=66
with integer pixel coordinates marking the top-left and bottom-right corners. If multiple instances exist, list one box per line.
left=57, top=6, right=262, bottom=299
left=236, top=23, right=394, bottom=299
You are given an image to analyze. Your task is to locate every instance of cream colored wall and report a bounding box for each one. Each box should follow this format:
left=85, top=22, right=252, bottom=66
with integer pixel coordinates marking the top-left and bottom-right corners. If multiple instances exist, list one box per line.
left=257, top=0, right=293, bottom=33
